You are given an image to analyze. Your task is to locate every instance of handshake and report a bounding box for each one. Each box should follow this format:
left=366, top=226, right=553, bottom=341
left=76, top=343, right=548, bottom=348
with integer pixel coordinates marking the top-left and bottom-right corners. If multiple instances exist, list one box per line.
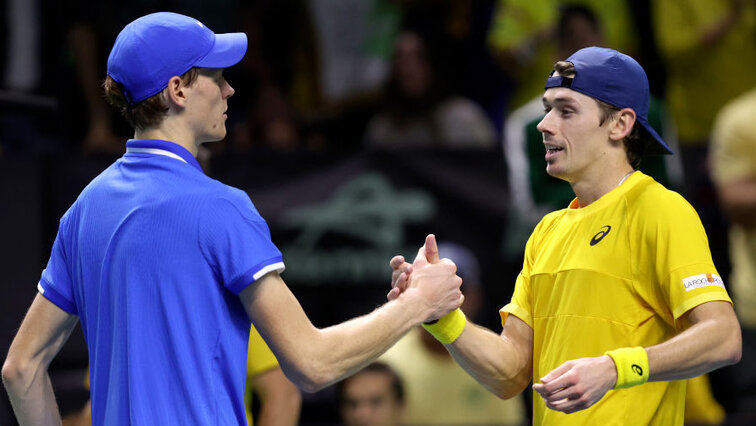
left=385, top=234, right=465, bottom=326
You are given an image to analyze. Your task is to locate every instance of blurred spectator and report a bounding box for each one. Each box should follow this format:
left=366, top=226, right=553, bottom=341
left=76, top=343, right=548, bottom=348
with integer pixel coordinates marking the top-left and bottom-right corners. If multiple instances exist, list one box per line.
left=487, top=0, right=635, bottom=110
left=623, top=0, right=666, bottom=96
left=307, top=0, right=400, bottom=105
left=365, top=30, right=496, bottom=149
left=1, top=0, right=64, bottom=154
left=338, top=362, right=405, bottom=426
left=711, top=88, right=756, bottom=423
left=653, top=0, right=756, bottom=198
left=380, top=242, right=526, bottom=425
left=240, top=0, right=322, bottom=113
left=67, top=21, right=124, bottom=154
left=229, top=84, right=302, bottom=153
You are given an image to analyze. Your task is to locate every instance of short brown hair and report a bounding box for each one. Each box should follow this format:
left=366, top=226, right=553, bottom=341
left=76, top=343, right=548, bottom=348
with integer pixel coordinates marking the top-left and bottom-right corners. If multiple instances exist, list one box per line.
left=337, top=362, right=405, bottom=404
left=552, top=60, right=644, bottom=169
left=104, top=68, right=200, bottom=131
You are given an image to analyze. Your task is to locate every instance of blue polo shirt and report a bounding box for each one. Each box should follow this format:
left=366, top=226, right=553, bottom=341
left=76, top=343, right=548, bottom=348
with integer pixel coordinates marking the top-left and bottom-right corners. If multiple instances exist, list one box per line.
left=38, top=139, right=284, bottom=425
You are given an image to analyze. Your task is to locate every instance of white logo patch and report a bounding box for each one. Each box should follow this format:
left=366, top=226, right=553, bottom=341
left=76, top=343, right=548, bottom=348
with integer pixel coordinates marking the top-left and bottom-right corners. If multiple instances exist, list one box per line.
left=682, top=274, right=725, bottom=292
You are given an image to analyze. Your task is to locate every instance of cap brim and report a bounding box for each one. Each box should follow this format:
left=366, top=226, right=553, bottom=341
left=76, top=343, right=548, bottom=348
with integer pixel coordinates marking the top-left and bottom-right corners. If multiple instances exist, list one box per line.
left=195, top=32, right=248, bottom=69
left=638, top=118, right=673, bottom=155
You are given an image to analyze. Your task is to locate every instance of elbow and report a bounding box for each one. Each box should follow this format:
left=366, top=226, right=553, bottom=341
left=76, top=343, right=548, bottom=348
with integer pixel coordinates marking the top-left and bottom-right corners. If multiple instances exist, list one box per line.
left=296, top=372, right=330, bottom=394
left=493, top=388, right=521, bottom=400
left=297, top=377, right=326, bottom=394
left=283, top=360, right=333, bottom=393
left=729, top=346, right=742, bottom=366
left=499, top=381, right=530, bottom=400
left=724, top=327, right=743, bottom=367
left=710, top=320, right=743, bottom=369
left=490, top=373, right=531, bottom=400
left=2, top=356, right=31, bottom=391
left=1, top=360, right=17, bottom=388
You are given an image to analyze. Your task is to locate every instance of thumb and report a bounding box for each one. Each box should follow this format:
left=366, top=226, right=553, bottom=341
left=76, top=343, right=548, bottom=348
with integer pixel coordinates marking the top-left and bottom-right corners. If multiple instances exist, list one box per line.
left=424, top=234, right=439, bottom=264
left=414, top=234, right=439, bottom=265
left=413, top=235, right=430, bottom=266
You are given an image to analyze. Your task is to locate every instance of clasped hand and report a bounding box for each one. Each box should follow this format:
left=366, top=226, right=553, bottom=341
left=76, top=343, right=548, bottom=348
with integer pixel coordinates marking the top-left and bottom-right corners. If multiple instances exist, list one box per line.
left=387, top=234, right=464, bottom=322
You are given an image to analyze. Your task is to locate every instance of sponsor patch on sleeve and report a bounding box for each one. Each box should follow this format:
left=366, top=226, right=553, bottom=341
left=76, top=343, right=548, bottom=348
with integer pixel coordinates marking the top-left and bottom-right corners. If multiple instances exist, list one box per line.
left=682, top=273, right=725, bottom=292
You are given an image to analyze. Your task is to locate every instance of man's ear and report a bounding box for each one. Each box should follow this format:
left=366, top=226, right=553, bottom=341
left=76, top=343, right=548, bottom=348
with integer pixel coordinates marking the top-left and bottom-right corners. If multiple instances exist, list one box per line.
left=164, top=76, right=188, bottom=109
left=609, top=108, right=636, bottom=142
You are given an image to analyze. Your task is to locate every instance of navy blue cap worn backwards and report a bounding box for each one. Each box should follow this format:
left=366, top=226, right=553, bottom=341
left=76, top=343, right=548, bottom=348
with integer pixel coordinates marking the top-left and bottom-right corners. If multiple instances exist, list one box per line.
left=544, top=46, right=673, bottom=155
left=107, top=12, right=248, bottom=104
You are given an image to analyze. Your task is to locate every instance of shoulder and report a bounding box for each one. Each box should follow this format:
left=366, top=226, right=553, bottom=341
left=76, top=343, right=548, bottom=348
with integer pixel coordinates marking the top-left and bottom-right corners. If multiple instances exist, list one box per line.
left=625, top=174, right=702, bottom=232
left=198, top=183, right=265, bottom=223
left=629, top=174, right=693, bottom=215
left=538, top=208, right=568, bottom=229
left=525, top=208, right=567, bottom=247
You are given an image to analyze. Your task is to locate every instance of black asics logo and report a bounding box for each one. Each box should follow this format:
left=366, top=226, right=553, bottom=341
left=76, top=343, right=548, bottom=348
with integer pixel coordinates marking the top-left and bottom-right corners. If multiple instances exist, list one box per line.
left=590, top=225, right=611, bottom=246
left=632, top=364, right=643, bottom=376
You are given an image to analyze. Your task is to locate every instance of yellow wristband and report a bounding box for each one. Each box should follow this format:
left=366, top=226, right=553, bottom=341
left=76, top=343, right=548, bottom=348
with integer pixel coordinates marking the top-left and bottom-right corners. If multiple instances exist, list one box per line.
left=422, top=309, right=466, bottom=344
left=604, top=347, right=649, bottom=389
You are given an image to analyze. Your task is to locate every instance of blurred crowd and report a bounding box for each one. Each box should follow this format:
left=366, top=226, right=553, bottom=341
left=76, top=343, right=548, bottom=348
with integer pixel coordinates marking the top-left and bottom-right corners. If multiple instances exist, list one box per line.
left=3, top=0, right=756, bottom=425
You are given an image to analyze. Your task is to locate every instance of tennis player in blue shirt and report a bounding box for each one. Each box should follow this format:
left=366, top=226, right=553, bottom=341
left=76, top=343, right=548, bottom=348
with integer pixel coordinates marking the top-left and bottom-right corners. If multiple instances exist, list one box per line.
left=2, top=12, right=464, bottom=425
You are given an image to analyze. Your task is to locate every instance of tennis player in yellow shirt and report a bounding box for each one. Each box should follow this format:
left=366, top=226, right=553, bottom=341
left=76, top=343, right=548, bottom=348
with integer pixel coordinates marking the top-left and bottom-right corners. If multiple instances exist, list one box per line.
left=390, top=47, right=741, bottom=425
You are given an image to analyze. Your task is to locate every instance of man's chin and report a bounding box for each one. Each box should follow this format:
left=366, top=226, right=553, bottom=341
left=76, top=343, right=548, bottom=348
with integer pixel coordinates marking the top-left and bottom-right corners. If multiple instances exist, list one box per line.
left=200, top=131, right=227, bottom=144
left=545, top=165, right=568, bottom=181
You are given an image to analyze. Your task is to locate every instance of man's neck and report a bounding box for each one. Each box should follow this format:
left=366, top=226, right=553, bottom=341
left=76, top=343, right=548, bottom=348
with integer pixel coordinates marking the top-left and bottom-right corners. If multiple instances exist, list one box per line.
left=570, top=166, right=635, bottom=208
left=135, top=125, right=198, bottom=157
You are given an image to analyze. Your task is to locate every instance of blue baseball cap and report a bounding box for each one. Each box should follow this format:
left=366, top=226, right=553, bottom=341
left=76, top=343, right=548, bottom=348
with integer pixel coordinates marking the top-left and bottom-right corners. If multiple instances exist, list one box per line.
left=544, top=46, right=673, bottom=155
left=107, top=12, right=248, bottom=104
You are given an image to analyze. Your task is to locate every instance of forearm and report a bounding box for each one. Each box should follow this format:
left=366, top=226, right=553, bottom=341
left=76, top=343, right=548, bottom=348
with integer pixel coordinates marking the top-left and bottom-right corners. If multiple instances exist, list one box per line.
left=446, top=322, right=532, bottom=399
left=3, top=294, right=78, bottom=426
left=243, top=275, right=434, bottom=392
left=647, top=301, right=741, bottom=382
left=3, top=363, right=61, bottom=426
left=246, top=253, right=463, bottom=392
left=289, top=293, right=428, bottom=391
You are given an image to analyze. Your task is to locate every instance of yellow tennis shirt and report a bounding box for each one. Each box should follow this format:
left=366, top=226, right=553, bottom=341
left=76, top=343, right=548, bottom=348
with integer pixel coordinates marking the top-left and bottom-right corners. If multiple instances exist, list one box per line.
left=245, top=324, right=280, bottom=426
left=501, top=172, right=732, bottom=425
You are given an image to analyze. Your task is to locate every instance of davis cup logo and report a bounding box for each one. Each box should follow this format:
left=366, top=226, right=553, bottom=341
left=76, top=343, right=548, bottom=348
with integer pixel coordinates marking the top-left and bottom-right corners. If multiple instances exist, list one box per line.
left=682, top=273, right=724, bottom=292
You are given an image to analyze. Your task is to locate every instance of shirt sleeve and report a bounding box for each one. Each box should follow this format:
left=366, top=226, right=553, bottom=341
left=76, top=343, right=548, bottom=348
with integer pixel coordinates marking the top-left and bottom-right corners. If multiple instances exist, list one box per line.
left=38, top=217, right=78, bottom=315
left=199, top=191, right=285, bottom=295
left=642, top=191, right=732, bottom=320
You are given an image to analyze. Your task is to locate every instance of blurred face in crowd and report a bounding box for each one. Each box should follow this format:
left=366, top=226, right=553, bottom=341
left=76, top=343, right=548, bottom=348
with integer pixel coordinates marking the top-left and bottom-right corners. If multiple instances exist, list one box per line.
left=558, top=13, right=603, bottom=60
left=393, top=32, right=432, bottom=98
left=184, top=68, right=235, bottom=143
left=537, top=84, right=615, bottom=183
left=340, top=371, right=404, bottom=426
